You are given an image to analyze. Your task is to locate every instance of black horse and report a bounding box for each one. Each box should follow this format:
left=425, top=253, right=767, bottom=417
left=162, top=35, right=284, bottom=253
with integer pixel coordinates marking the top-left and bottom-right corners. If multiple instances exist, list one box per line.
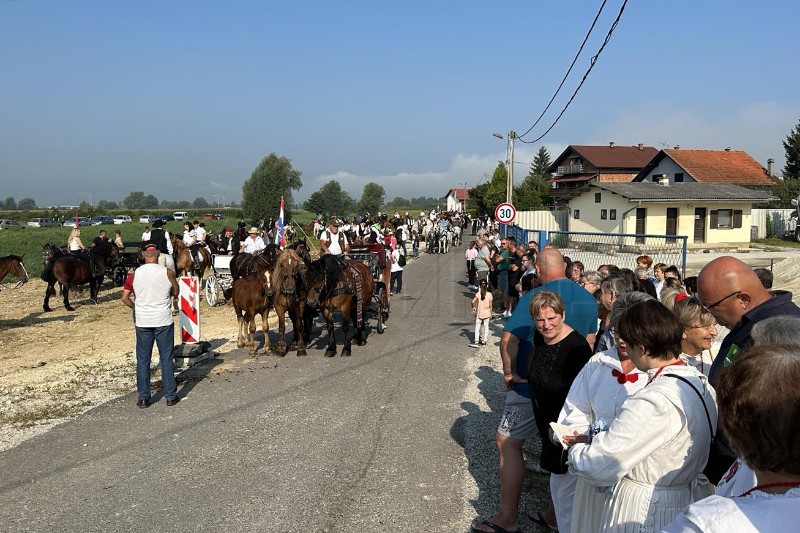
left=41, top=242, right=113, bottom=311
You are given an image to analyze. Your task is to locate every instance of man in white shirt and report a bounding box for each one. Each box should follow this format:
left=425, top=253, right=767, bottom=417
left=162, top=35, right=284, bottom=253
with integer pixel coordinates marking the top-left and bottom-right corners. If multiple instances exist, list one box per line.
left=319, top=218, right=349, bottom=257
left=121, top=242, right=180, bottom=408
left=243, top=227, right=266, bottom=254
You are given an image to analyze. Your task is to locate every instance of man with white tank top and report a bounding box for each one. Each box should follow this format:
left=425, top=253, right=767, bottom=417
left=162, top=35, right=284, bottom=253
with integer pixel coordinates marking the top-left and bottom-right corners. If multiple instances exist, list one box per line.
left=121, top=241, right=180, bottom=408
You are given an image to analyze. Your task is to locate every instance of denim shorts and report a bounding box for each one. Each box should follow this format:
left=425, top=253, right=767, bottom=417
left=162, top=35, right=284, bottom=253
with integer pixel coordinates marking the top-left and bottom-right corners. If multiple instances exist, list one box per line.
left=497, top=389, right=537, bottom=440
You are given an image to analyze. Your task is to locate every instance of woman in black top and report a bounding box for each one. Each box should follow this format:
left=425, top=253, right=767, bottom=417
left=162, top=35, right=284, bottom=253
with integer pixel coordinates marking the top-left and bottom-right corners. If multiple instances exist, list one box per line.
left=527, top=290, right=593, bottom=473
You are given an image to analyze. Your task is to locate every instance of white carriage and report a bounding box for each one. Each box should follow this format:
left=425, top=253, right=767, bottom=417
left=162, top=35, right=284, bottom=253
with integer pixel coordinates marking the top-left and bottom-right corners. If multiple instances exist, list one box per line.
left=204, top=254, right=234, bottom=306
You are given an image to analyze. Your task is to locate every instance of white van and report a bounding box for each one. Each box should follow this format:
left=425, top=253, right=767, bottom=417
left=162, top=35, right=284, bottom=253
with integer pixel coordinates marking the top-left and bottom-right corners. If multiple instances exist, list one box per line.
left=113, top=215, right=132, bottom=224
left=173, top=211, right=189, bottom=221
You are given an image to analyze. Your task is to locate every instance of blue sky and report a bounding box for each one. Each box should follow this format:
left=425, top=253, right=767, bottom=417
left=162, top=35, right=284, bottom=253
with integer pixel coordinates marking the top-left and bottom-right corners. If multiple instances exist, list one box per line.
left=2, top=0, right=799, bottom=208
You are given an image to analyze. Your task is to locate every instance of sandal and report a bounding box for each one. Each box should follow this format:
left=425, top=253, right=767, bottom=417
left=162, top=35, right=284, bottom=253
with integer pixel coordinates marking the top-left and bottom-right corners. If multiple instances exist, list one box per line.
left=528, top=511, right=558, bottom=531
left=470, top=518, right=521, bottom=533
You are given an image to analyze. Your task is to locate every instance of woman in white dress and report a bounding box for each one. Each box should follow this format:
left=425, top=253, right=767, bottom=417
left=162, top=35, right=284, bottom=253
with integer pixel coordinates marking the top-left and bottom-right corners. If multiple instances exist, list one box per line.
left=566, top=299, right=717, bottom=533
left=555, top=292, right=653, bottom=533
left=664, top=343, right=800, bottom=532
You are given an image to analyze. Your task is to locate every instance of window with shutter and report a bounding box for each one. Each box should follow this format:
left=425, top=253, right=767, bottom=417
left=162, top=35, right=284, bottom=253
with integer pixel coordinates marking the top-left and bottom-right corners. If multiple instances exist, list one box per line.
left=733, top=210, right=743, bottom=228
left=601, top=209, right=607, bottom=220
left=574, top=210, right=580, bottom=220
left=710, top=210, right=719, bottom=228
left=595, top=193, right=601, bottom=203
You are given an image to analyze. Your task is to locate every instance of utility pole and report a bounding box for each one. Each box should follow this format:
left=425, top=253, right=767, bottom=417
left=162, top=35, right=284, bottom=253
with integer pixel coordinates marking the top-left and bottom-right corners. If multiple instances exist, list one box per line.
left=507, top=130, right=516, bottom=205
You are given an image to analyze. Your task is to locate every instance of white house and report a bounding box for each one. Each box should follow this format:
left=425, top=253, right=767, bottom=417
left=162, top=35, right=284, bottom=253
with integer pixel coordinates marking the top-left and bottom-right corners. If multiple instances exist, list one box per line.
left=567, top=181, right=774, bottom=247
left=445, top=188, right=469, bottom=212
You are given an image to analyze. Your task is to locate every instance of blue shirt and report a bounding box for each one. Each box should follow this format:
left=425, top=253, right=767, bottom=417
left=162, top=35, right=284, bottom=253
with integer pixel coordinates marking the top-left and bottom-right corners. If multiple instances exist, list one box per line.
left=504, top=278, right=598, bottom=397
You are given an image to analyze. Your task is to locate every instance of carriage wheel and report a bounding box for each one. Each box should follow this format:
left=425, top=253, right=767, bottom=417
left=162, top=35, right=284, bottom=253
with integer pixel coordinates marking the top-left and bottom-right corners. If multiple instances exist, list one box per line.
left=376, top=286, right=386, bottom=334
left=205, top=275, right=218, bottom=307
left=113, top=267, right=126, bottom=287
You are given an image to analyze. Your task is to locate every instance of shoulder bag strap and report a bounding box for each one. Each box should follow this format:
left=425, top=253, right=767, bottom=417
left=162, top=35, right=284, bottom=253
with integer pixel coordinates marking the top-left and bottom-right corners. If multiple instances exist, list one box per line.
left=665, top=374, right=715, bottom=443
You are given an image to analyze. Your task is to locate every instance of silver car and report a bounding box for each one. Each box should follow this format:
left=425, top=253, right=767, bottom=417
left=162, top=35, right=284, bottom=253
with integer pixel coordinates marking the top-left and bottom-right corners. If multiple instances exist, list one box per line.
left=0, top=219, right=23, bottom=230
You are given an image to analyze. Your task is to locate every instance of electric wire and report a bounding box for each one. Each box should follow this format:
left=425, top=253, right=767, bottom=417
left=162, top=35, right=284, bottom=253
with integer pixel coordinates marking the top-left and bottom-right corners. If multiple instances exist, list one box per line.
left=518, top=0, right=628, bottom=145
left=517, top=0, right=608, bottom=140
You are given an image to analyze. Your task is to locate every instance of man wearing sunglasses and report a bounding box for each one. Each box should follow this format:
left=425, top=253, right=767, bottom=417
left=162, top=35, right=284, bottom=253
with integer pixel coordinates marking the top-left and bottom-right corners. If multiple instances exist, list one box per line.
left=696, top=255, right=800, bottom=484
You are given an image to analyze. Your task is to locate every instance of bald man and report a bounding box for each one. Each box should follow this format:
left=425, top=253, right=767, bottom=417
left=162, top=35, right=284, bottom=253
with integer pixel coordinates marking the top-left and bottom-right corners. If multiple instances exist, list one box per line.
left=472, top=247, right=597, bottom=533
left=696, top=255, right=800, bottom=483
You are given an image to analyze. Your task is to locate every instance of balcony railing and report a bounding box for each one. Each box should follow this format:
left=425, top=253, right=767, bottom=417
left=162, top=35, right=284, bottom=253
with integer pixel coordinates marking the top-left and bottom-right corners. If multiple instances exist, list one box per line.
left=557, top=163, right=584, bottom=175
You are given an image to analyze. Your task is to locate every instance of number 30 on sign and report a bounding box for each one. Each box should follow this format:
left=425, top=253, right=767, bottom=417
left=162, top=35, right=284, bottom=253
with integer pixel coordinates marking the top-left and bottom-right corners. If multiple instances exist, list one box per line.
left=495, top=203, right=516, bottom=224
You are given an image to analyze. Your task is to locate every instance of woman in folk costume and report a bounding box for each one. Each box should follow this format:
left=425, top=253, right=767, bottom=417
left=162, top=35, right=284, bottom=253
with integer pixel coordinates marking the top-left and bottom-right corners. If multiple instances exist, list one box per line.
left=551, top=291, right=652, bottom=533
left=664, top=342, right=800, bottom=532
left=661, top=290, right=718, bottom=376
left=566, top=299, right=716, bottom=532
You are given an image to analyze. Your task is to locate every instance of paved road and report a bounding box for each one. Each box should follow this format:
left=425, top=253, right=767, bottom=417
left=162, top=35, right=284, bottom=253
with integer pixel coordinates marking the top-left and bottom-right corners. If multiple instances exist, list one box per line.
left=0, top=247, right=509, bottom=533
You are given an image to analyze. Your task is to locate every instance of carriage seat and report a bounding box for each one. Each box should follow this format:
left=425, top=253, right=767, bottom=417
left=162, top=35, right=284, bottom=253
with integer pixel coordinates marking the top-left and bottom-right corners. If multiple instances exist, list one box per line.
left=349, top=244, right=386, bottom=268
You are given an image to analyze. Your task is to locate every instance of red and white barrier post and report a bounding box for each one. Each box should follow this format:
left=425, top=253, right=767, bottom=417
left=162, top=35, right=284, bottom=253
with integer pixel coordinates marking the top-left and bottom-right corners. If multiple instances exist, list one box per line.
left=179, top=276, right=201, bottom=343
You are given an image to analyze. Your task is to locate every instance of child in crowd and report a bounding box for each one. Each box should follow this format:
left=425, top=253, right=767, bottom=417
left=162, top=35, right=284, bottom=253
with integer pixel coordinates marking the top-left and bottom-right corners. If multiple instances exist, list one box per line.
left=412, top=230, right=420, bottom=259
left=470, top=279, right=492, bottom=347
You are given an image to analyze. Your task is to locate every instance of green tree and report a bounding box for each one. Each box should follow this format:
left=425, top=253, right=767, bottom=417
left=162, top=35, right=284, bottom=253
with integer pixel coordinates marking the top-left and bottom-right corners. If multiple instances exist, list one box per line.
left=515, top=146, right=552, bottom=210
left=193, top=196, right=210, bottom=209
left=469, top=182, right=491, bottom=216
left=143, top=195, right=159, bottom=209
left=2, top=197, right=16, bottom=210
left=123, top=191, right=148, bottom=209
left=17, top=198, right=37, bottom=210
left=783, top=117, right=800, bottom=180
left=770, top=177, right=800, bottom=208
left=304, top=180, right=355, bottom=217
left=241, top=153, right=303, bottom=223
left=484, top=162, right=509, bottom=211
left=357, top=182, right=385, bottom=214
left=97, top=200, right=119, bottom=209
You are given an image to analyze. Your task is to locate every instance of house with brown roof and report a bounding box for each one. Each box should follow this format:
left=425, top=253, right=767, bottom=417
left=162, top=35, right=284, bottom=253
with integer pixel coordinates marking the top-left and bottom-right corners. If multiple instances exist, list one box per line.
left=445, top=188, right=469, bottom=212
left=632, top=148, right=777, bottom=190
left=547, top=143, right=659, bottom=202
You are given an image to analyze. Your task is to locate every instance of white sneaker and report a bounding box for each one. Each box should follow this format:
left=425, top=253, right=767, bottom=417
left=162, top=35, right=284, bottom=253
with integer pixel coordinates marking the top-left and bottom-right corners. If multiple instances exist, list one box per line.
left=469, top=343, right=479, bottom=348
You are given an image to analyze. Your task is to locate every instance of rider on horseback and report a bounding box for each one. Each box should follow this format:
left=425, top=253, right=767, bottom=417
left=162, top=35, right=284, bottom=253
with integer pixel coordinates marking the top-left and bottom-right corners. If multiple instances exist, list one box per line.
left=182, top=221, right=202, bottom=268
left=68, top=228, right=100, bottom=278
left=319, top=218, right=349, bottom=259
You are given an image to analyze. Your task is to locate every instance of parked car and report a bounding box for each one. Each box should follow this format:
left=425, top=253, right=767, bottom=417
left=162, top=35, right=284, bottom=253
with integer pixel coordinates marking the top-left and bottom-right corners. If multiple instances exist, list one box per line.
left=213, top=213, right=224, bottom=220
left=158, top=214, right=175, bottom=222
left=201, top=213, right=216, bottom=220
left=139, top=214, right=155, bottom=224
left=0, top=219, right=23, bottom=230
left=173, top=211, right=189, bottom=221
left=27, top=217, right=60, bottom=228
left=89, top=215, right=115, bottom=226
left=113, top=215, right=132, bottom=224
left=63, top=217, right=92, bottom=228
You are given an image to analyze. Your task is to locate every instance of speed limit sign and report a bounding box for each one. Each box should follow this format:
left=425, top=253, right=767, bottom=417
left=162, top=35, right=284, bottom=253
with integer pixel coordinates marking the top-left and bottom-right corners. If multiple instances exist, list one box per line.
left=495, top=202, right=517, bottom=224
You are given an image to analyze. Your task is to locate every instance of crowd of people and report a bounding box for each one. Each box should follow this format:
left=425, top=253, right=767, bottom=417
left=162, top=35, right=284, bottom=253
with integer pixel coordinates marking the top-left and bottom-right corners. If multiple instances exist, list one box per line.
left=467, top=239, right=800, bottom=532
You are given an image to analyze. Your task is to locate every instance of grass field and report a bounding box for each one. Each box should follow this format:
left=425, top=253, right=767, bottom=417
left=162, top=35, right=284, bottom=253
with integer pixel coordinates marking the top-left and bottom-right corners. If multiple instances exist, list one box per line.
left=0, top=209, right=317, bottom=278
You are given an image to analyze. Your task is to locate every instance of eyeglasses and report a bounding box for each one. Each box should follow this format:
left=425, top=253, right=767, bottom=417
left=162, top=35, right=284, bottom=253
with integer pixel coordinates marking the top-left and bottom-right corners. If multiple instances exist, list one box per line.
left=690, top=291, right=741, bottom=312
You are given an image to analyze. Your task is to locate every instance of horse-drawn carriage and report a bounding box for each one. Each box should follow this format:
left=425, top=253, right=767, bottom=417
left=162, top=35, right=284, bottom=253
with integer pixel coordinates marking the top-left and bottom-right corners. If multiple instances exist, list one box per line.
left=108, top=246, right=141, bottom=287
left=347, top=244, right=391, bottom=334
left=205, top=254, right=234, bottom=306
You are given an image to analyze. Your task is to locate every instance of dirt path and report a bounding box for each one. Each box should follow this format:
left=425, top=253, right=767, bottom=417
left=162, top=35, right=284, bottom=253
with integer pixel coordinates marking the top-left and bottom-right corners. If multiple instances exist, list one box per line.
left=0, top=278, right=260, bottom=451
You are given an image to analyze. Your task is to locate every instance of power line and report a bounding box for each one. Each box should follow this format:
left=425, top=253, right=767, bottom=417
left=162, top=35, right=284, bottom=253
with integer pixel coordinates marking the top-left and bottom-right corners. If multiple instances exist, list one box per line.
left=518, top=0, right=629, bottom=145
left=518, top=0, right=608, bottom=140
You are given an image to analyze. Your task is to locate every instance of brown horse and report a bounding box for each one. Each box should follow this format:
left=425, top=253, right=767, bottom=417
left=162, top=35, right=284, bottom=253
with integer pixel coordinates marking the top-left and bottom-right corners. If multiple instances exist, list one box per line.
left=304, top=255, right=374, bottom=357
left=170, top=235, right=212, bottom=283
left=41, top=242, right=110, bottom=312
left=271, top=248, right=309, bottom=356
left=231, top=274, right=272, bottom=354
left=0, top=255, right=29, bottom=290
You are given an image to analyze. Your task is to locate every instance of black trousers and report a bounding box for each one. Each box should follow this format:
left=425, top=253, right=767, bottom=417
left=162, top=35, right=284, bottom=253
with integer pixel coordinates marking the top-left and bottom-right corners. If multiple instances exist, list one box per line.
left=390, top=270, right=403, bottom=294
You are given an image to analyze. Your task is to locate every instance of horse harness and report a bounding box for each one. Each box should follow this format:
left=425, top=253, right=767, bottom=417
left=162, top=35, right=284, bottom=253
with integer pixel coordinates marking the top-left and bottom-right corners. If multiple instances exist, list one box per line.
left=323, top=261, right=365, bottom=328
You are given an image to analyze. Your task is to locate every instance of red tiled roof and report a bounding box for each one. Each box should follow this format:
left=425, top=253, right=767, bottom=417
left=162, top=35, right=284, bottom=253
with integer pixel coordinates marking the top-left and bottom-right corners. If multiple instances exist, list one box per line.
left=551, top=145, right=659, bottom=171
left=664, top=149, right=776, bottom=185
left=597, top=173, right=637, bottom=182
left=448, top=188, right=470, bottom=200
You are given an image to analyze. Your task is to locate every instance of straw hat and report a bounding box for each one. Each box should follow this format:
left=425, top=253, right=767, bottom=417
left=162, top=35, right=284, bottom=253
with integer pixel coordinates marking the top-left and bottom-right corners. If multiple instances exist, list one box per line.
left=248, top=227, right=259, bottom=234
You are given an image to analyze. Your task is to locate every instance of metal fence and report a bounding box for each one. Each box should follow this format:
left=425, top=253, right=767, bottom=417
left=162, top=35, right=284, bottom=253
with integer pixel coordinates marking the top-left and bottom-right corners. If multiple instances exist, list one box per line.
left=547, top=230, right=688, bottom=277
left=751, top=208, right=795, bottom=239
left=499, top=223, right=688, bottom=276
